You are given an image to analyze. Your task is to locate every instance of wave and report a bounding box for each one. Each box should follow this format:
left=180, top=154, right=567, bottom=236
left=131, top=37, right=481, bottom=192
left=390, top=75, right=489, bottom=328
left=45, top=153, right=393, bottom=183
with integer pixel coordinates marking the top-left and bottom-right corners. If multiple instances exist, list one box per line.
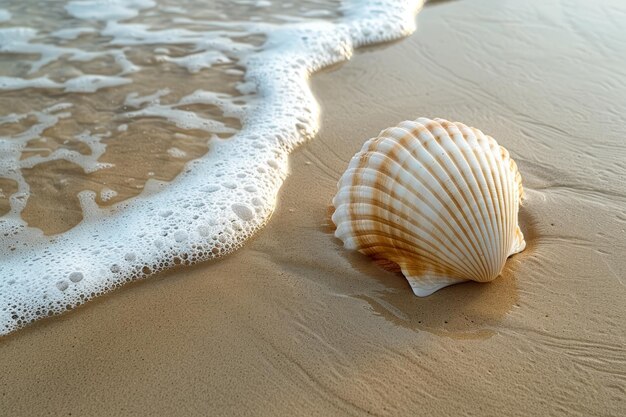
left=0, top=0, right=424, bottom=335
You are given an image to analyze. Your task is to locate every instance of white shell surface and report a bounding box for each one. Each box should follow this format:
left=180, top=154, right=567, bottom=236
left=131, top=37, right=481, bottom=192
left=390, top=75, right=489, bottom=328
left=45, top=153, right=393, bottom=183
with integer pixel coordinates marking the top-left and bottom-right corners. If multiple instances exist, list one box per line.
left=332, top=118, right=525, bottom=296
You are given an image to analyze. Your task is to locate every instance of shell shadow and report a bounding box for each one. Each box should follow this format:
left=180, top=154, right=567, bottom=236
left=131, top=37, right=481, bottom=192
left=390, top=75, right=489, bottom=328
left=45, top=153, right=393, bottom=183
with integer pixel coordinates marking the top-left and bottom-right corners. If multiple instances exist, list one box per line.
left=327, top=203, right=538, bottom=339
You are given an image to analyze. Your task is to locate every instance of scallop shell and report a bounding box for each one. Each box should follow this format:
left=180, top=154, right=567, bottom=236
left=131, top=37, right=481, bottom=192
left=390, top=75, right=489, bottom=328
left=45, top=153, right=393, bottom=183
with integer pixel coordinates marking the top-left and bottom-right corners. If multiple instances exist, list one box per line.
left=332, top=117, right=525, bottom=296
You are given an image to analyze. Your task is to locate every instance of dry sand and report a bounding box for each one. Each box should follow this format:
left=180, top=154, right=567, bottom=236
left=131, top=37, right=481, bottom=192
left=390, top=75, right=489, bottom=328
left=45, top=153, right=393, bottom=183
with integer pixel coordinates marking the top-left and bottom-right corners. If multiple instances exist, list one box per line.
left=1, top=0, right=625, bottom=416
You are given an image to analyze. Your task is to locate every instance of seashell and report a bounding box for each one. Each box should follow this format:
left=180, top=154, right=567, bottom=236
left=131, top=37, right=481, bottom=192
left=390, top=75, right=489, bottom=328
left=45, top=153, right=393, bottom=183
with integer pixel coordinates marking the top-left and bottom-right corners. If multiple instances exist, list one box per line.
left=332, top=117, right=525, bottom=296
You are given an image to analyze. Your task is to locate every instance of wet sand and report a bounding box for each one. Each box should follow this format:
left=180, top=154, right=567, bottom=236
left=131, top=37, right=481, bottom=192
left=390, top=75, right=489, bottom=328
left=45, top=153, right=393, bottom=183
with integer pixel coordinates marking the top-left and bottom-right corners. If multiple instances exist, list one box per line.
left=1, top=0, right=625, bottom=416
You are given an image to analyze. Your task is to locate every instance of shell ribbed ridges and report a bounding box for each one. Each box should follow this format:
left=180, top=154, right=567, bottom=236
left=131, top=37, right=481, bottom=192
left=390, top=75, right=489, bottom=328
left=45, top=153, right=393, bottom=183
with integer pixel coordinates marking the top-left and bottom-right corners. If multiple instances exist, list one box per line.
left=332, top=118, right=525, bottom=296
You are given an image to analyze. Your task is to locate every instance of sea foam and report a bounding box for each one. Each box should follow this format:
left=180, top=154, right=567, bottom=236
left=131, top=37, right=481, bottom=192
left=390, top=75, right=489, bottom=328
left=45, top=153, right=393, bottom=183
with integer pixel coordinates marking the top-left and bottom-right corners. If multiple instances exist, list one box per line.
left=0, top=0, right=424, bottom=335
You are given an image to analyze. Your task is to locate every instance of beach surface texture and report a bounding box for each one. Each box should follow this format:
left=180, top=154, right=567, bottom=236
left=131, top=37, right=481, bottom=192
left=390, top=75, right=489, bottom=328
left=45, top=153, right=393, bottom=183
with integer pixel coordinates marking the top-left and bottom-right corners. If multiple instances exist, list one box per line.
left=2, top=0, right=625, bottom=416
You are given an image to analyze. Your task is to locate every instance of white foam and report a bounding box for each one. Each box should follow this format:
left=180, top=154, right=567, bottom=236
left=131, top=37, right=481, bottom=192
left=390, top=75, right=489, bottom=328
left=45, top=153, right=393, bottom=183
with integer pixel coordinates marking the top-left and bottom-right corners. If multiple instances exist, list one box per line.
left=0, top=0, right=424, bottom=335
left=66, top=0, right=156, bottom=21
left=167, top=147, right=187, bottom=158
left=0, top=27, right=134, bottom=74
left=100, top=188, right=119, bottom=202
left=164, top=50, right=232, bottom=73
left=64, top=75, right=132, bottom=92
left=0, top=9, right=11, bottom=23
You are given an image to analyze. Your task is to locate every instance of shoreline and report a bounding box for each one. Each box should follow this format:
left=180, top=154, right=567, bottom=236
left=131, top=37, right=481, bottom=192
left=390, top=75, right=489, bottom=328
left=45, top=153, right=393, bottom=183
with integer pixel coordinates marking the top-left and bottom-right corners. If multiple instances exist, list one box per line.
left=2, top=1, right=625, bottom=416
left=0, top=0, right=424, bottom=335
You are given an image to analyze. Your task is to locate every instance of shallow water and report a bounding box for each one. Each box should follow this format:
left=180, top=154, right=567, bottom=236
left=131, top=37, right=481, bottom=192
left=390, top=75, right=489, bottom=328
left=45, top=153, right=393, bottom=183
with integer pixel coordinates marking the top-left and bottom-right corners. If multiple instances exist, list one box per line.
left=0, top=0, right=344, bottom=233
left=0, top=0, right=423, bottom=334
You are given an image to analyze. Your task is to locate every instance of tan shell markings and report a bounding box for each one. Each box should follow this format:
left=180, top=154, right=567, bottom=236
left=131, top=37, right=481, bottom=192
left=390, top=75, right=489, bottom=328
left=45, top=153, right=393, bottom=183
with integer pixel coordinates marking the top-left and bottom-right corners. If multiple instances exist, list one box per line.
left=332, top=118, right=525, bottom=296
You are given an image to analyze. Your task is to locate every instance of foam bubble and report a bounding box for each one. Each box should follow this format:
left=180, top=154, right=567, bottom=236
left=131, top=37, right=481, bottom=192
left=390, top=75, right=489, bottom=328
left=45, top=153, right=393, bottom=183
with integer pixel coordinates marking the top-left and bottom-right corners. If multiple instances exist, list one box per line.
left=167, top=147, right=188, bottom=159
left=69, top=272, right=84, bottom=283
left=232, top=204, right=255, bottom=221
left=100, top=188, right=119, bottom=202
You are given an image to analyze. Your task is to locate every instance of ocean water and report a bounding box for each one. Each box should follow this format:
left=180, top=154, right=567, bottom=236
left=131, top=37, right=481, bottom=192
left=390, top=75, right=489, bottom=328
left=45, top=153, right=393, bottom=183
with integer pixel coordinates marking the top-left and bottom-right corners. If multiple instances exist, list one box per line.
left=0, top=0, right=423, bottom=335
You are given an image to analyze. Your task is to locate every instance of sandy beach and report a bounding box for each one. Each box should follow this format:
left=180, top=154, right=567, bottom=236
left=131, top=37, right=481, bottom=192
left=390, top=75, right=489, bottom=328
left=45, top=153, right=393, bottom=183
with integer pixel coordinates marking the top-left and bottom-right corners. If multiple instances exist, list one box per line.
left=2, top=0, right=625, bottom=415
